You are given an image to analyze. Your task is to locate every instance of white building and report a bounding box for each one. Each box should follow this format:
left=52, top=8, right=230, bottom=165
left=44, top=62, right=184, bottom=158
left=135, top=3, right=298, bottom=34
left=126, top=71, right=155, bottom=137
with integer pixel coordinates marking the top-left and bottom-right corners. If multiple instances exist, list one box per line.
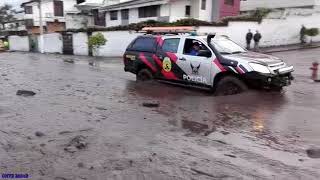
left=99, top=0, right=241, bottom=27
left=240, top=0, right=320, bottom=12
left=21, top=0, right=101, bottom=33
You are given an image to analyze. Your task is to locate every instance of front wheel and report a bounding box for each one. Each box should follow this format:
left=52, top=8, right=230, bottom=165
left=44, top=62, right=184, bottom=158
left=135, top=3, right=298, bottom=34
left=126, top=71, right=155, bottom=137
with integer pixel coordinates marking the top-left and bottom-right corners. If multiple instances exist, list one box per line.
left=136, top=68, right=153, bottom=81
left=214, top=76, right=248, bottom=96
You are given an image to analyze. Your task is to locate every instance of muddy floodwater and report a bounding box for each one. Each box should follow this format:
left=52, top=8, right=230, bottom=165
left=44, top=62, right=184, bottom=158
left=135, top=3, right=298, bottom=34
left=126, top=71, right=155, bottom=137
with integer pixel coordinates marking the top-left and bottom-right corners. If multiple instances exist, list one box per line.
left=0, top=49, right=320, bottom=180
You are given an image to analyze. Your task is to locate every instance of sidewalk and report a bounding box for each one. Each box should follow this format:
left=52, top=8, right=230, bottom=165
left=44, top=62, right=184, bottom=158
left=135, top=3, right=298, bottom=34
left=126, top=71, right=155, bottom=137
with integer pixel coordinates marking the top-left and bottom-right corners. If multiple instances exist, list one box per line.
left=260, top=42, right=320, bottom=53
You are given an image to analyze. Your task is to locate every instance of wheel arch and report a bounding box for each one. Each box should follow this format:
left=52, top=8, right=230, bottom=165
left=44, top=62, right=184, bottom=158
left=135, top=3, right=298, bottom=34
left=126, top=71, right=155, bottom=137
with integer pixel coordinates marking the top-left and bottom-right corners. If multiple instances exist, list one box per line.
left=213, top=71, right=245, bottom=88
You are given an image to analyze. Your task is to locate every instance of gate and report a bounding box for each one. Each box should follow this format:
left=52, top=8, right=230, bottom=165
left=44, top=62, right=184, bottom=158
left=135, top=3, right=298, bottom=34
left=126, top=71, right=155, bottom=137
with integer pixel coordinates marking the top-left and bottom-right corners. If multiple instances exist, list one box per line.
left=62, top=33, right=73, bottom=55
left=29, top=35, right=38, bottom=52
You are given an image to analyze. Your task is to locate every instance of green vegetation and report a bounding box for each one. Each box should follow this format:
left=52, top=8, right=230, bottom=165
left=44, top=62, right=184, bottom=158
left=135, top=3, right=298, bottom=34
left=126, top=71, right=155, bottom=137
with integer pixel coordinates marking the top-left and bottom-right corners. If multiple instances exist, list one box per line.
left=303, top=28, right=319, bottom=44
left=88, top=32, right=107, bottom=49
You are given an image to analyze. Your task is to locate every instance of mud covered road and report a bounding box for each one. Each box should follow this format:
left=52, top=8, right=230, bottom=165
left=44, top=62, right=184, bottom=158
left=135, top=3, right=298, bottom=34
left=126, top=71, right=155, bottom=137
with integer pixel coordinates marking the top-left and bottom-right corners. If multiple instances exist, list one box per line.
left=0, top=49, right=320, bottom=180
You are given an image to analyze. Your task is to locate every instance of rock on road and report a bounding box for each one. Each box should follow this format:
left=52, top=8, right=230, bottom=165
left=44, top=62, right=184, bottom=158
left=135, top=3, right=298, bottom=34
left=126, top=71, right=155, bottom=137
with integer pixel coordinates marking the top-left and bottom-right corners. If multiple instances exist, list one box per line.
left=0, top=49, right=320, bottom=180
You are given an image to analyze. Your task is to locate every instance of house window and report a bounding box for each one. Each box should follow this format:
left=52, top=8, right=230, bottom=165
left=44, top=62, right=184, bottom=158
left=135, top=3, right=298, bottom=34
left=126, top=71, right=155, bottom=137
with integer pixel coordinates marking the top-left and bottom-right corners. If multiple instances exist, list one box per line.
left=93, top=9, right=106, bottom=26
left=138, top=5, right=159, bottom=18
left=185, top=6, right=191, bottom=16
left=201, top=0, right=206, bottom=10
left=54, top=1, right=64, bottom=17
left=225, top=0, right=234, bottom=5
left=121, top=9, right=129, bottom=20
left=25, top=6, right=33, bottom=14
left=76, top=0, right=85, bottom=4
left=110, top=11, right=118, bottom=20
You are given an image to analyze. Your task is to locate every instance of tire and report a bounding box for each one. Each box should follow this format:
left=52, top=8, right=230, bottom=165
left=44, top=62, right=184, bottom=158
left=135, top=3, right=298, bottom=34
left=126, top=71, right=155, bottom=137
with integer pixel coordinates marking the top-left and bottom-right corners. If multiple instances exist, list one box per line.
left=269, top=86, right=283, bottom=92
left=214, top=76, right=248, bottom=96
left=137, top=68, right=153, bottom=81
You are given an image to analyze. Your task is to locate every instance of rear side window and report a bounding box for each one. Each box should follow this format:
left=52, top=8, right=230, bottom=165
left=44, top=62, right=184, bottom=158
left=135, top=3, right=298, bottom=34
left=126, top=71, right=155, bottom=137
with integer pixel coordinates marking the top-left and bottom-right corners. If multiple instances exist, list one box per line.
left=162, top=38, right=180, bottom=53
left=130, top=37, right=156, bottom=52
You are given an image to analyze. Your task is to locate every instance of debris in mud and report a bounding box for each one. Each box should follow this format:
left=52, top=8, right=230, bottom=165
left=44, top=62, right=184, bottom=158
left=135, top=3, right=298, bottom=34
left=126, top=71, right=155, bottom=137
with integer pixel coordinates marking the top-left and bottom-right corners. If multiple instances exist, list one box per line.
left=63, top=59, right=74, bottom=63
left=224, top=154, right=237, bottom=158
left=59, top=131, right=73, bottom=135
left=142, top=102, right=160, bottom=108
left=59, top=128, right=93, bottom=135
left=306, top=148, right=320, bottom=158
left=16, top=90, right=36, bottom=97
left=212, top=140, right=227, bottom=145
left=95, top=106, right=107, bottom=111
left=204, top=129, right=216, bottom=136
left=55, top=177, right=69, bottom=180
left=78, top=162, right=85, bottom=168
left=191, top=168, right=231, bottom=179
left=35, top=131, right=45, bottom=137
left=221, top=131, right=230, bottom=135
left=1, top=74, right=7, bottom=76
left=64, top=135, right=88, bottom=153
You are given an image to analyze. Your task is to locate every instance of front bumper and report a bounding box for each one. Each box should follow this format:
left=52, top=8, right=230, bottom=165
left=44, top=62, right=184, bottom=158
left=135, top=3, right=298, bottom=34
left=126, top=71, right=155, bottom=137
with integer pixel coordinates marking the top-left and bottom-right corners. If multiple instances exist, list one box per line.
left=244, top=71, right=294, bottom=88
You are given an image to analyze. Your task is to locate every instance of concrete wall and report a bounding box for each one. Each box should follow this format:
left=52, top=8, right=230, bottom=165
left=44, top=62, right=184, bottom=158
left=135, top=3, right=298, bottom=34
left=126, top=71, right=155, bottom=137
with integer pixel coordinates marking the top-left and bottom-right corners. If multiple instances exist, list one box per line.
left=9, top=36, right=30, bottom=52
left=198, top=13, right=320, bottom=47
left=39, top=33, right=63, bottom=53
left=73, top=32, right=89, bottom=56
left=94, top=31, right=142, bottom=57
left=240, top=0, right=316, bottom=11
left=99, top=12, right=320, bottom=56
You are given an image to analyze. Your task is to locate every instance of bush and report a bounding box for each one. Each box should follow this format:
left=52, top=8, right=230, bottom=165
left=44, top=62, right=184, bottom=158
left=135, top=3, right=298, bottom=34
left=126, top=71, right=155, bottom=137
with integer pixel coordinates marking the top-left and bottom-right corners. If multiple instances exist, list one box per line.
left=305, top=28, right=319, bottom=37
left=304, top=28, right=319, bottom=43
left=88, top=32, right=107, bottom=49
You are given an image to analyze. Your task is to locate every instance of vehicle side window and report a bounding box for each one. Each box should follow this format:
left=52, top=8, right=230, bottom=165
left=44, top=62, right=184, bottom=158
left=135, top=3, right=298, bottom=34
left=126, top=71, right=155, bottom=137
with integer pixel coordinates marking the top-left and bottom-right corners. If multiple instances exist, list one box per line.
left=183, top=38, right=210, bottom=57
left=131, top=37, right=156, bottom=52
left=162, top=38, right=180, bottom=53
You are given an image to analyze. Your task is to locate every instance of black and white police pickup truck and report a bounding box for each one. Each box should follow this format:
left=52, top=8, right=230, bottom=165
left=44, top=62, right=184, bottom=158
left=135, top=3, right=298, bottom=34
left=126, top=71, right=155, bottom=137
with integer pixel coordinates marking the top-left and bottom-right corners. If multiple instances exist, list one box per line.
left=123, top=33, right=294, bottom=95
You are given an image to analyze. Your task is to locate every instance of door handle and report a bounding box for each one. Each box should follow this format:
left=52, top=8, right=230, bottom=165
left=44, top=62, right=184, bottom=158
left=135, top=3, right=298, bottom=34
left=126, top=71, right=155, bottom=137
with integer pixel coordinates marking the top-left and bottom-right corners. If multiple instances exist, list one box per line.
left=179, top=57, right=186, bottom=61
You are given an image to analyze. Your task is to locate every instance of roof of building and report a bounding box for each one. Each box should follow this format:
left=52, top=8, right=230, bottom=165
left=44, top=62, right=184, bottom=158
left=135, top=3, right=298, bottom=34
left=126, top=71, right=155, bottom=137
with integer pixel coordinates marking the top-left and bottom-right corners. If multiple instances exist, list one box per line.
left=21, top=0, right=38, bottom=7
left=100, top=0, right=168, bottom=11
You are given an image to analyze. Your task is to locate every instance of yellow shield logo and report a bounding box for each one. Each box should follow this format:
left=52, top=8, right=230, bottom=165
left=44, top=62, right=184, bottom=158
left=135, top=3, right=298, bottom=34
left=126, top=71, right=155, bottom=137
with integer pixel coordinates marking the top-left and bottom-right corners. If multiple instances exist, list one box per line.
left=162, top=57, right=172, bottom=72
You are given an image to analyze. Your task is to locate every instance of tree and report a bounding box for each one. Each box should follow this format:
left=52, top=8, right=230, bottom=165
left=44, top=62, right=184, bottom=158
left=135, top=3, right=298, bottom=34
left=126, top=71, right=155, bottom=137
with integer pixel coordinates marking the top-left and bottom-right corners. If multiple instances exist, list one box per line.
left=0, top=4, right=16, bottom=30
left=88, top=33, right=107, bottom=56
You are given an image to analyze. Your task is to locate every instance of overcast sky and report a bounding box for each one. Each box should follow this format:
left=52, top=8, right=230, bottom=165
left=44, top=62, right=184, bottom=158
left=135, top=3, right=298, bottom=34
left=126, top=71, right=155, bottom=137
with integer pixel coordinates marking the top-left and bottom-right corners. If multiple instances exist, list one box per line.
left=0, top=0, right=28, bottom=9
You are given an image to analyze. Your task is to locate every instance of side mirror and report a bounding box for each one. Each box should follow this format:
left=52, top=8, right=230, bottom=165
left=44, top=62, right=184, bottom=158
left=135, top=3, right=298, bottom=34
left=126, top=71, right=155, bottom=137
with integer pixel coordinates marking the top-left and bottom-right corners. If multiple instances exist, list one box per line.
left=198, top=50, right=212, bottom=58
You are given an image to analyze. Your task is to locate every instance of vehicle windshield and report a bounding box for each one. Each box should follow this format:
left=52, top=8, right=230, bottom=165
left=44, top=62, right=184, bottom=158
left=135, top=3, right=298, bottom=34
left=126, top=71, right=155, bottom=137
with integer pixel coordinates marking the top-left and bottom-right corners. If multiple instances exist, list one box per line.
left=209, top=38, right=246, bottom=55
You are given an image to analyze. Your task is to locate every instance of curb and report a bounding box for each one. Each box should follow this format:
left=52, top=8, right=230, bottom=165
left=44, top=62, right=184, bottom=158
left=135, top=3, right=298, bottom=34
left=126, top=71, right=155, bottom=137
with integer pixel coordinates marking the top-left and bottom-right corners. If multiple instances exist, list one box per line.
left=261, top=45, right=320, bottom=54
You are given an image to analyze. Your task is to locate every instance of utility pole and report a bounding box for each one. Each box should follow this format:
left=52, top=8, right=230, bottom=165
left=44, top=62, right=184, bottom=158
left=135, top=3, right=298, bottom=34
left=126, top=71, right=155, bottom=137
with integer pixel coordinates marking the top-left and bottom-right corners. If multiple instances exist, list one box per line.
left=38, top=0, right=44, bottom=53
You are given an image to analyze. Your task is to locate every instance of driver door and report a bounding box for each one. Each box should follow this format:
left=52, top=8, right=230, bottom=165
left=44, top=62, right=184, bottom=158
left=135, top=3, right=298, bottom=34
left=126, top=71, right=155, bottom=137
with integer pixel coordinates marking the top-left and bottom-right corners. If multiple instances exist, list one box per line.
left=176, top=38, right=213, bottom=86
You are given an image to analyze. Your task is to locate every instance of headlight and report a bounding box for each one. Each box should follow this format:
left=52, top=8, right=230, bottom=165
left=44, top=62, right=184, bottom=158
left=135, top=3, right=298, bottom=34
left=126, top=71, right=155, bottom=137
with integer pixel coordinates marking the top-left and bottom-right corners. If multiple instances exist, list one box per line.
left=249, top=63, right=271, bottom=74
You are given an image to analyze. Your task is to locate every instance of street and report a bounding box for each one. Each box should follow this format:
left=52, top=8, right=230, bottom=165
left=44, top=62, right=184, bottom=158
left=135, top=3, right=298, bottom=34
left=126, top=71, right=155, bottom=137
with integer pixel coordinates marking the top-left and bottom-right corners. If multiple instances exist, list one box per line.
left=0, top=49, right=320, bottom=180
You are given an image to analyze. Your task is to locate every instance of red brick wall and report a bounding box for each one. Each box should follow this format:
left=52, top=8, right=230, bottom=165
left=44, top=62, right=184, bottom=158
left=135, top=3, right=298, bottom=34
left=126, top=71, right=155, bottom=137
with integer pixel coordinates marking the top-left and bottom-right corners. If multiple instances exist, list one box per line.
left=220, top=0, right=240, bottom=18
left=47, top=22, right=66, bottom=33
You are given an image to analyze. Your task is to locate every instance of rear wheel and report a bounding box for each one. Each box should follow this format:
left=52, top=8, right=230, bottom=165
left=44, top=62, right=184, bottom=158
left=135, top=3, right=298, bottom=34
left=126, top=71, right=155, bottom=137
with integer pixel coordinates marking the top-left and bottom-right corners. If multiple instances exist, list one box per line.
left=214, top=76, right=248, bottom=96
left=137, top=68, right=153, bottom=81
